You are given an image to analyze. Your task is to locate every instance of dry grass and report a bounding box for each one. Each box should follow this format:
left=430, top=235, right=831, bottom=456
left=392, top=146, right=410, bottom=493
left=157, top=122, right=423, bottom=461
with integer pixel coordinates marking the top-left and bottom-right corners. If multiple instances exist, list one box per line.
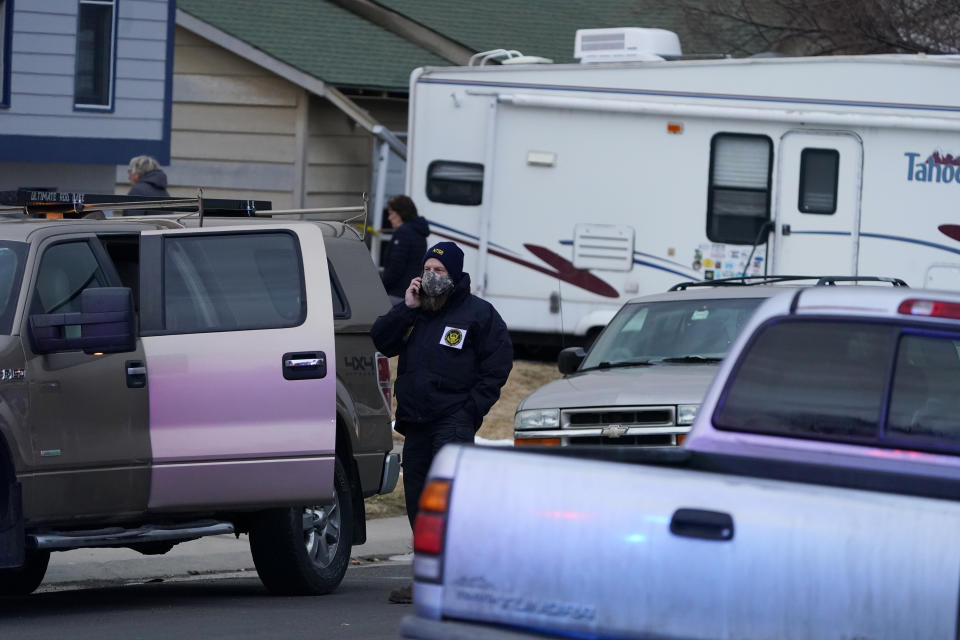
left=477, top=359, right=562, bottom=440
left=365, top=356, right=561, bottom=519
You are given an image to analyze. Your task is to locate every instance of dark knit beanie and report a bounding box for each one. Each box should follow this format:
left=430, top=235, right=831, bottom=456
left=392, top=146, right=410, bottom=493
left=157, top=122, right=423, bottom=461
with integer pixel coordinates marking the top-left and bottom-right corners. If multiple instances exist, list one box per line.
left=422, top=241, right=464, bottom=282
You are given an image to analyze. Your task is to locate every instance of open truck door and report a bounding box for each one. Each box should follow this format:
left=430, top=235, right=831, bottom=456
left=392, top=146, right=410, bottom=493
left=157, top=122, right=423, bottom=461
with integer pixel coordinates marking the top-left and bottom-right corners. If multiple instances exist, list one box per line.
left=773, top=131, right=864, bottom=276
left=138, top=224, right=337, bottom=511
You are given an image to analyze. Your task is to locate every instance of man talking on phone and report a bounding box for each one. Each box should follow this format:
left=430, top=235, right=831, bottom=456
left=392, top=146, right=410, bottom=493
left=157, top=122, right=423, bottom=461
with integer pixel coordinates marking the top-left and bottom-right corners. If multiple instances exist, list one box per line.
left=371, top=241, right=513, bottom=604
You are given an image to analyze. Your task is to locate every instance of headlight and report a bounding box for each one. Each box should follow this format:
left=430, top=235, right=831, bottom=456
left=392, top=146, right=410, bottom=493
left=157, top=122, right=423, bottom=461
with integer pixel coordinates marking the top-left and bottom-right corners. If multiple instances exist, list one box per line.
left=514, top=409, right=560, bottom=431
left=677, top=404, right=700, bottom=426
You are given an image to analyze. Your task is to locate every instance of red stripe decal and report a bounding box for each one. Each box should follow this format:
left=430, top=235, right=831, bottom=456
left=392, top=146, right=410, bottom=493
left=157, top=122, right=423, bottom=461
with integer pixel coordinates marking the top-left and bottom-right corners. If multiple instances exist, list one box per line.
left=940, top=225, right=960, bottom=242
left=429, top=231, right=619, bottom=298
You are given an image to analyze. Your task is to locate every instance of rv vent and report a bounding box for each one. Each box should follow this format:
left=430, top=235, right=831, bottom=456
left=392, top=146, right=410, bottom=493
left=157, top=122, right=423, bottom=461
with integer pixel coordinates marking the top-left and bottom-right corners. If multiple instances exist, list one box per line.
left=575, top=27, right=682, bottom=64
left=572, top=224, right=635, bottom=272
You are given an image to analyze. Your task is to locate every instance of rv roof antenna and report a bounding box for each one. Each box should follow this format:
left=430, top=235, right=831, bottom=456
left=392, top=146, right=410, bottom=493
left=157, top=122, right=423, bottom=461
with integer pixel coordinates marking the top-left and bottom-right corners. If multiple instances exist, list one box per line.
left=469, top=49, right=523, bottom=66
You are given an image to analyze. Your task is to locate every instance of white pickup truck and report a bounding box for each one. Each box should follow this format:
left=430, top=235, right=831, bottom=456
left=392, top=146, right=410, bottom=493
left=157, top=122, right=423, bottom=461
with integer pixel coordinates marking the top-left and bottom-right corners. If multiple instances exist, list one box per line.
left=401, top=286, right=960, bottom=640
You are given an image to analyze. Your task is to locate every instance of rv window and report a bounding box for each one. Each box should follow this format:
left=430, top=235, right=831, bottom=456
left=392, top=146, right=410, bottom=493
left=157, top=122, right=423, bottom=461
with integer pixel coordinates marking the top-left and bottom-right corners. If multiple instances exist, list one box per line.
left=74, top=0, right=116, bottom=109
left=426, top=161, right=484, bottom=206
left=707, top=134, right=772, bottom=245
left=799, top=148, right=839, bottom=214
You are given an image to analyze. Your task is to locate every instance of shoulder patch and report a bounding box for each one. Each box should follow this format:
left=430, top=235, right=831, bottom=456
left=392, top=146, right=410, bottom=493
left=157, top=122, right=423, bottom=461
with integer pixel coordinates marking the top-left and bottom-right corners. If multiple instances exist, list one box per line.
left=440, top=326, right=466, bottom=350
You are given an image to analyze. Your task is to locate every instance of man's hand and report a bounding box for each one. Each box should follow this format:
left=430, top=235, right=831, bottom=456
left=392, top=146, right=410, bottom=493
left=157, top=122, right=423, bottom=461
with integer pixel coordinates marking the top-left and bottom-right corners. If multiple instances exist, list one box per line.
left=405, top=277, right=422, bottom=308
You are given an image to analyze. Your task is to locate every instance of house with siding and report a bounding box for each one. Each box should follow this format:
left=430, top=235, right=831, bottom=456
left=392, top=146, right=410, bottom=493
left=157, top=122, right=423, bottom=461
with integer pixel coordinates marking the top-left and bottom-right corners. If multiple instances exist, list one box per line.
left=0, top=0, right=173, bottom=193
left=123, top=0, right=737, bottom=226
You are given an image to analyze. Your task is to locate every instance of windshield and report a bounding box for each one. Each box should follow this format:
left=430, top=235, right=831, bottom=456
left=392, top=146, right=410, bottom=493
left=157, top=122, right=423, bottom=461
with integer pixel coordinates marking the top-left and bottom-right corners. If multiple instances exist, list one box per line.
left=0, top=242, right=27, bottom=335
left=581, top=297, right=766, bottom=370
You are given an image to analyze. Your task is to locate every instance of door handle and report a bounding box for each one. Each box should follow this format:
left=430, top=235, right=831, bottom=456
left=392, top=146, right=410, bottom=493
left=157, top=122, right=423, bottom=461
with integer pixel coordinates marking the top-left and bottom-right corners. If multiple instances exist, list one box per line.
left=125, top=360, right=146, bottom=389
left=669, top=508, right=734, bottom=541
left=285, top=358, right=322, bottom=368
left=282, top=351, right=327, bottom=380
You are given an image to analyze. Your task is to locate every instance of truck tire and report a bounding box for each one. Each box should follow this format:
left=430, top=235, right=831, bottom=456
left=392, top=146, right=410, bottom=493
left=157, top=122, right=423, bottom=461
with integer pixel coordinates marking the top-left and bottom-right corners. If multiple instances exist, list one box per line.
left=249, top=457, right=353, bottom=596
left=0, top=550, right=49, bottom=597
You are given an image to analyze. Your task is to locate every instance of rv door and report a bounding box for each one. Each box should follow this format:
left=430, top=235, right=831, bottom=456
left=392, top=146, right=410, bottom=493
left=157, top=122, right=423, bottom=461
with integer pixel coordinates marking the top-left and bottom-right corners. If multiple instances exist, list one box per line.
left=773, top=131, right=863, bottom=276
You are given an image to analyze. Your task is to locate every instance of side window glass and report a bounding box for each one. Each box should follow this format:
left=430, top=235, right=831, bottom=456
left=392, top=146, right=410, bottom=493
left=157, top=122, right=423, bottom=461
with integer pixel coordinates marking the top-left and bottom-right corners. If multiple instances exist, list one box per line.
left=163, top=232, right=305, bottom=333
left=32, top=241, right=108, bottom=314
left=798, top=148, right=839, bottom=214
left=714, top=321, right=893, bottom=440
left=426, top=161, right=484, bottom=205
left=887, top=334, right=960, bottom=445
left=328, top=262, right=349, bottom=319
left=707, top=134, right=772, bottom=245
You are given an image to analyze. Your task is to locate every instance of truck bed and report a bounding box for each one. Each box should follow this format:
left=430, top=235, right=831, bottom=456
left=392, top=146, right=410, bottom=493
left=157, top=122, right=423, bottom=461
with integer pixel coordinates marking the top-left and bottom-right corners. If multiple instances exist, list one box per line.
left=413, top=444, right=960, bottom=640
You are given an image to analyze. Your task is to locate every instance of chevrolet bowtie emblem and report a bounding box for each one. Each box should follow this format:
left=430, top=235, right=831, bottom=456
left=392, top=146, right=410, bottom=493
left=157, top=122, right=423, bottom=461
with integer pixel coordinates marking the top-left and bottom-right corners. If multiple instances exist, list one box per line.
left=601, top=425, right=628, bottom=438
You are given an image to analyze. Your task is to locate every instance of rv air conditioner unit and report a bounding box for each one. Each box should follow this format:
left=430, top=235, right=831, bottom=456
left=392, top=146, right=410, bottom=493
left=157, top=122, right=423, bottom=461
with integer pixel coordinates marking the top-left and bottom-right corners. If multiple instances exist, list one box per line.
left=575, top=27, right=682, bottom=63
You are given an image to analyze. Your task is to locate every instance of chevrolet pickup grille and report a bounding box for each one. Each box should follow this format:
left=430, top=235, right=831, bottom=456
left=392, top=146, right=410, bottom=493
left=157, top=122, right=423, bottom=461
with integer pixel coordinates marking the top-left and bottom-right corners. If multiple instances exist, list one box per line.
left=563, top=407, right=674, bottom=427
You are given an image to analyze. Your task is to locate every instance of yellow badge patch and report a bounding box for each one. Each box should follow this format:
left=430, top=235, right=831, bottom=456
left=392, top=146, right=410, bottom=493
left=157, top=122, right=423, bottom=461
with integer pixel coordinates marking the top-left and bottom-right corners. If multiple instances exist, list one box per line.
left=440, top=326, right=466, bottom=350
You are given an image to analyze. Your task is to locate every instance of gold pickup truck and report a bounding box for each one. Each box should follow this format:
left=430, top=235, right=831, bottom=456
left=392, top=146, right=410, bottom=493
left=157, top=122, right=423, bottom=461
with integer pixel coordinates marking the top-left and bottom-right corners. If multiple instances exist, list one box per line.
left=0, top=191, right=397, bottom=596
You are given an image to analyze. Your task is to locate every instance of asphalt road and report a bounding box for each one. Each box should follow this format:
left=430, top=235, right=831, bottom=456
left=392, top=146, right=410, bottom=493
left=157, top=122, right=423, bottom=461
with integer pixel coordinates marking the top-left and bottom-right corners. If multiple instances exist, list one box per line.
left=0, top=562, right=412, bottom=639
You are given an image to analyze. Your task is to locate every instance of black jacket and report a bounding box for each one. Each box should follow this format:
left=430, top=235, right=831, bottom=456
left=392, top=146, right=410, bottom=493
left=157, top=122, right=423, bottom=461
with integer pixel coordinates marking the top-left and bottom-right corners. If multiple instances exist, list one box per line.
left=371, top=273, right=513, bottom=431
left=128, top=170, right=170, bottom=197
left=381, top=216, right=429, bottom=297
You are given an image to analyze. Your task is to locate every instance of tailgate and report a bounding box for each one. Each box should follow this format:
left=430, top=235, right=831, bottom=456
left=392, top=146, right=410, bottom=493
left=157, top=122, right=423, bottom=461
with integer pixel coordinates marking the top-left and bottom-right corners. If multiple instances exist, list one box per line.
left=434, top=446, right=960, bottom=639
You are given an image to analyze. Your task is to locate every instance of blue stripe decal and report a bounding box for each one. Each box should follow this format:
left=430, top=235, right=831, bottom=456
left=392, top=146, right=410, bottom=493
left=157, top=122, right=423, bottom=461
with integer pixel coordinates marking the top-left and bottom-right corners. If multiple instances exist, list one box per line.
left=425, top=219, right=518, bottom=255
left=634, top=259, right=694, bottom=278
left=792, top=230, right=960, bottom=256
left=419, top=77, right=960, bottom=114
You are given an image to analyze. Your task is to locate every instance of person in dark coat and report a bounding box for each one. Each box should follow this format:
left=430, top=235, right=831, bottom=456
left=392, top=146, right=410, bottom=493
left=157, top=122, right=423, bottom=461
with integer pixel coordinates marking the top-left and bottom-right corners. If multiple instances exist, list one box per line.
left=380, top=195, right=429, bottom=305
left=372, top=241, right=513, bottom=604
left=126, top=155, right=170, bottom=198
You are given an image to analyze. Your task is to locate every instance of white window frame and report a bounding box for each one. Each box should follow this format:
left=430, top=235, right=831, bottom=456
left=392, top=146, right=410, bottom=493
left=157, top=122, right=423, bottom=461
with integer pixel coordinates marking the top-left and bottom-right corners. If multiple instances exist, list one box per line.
left=73, top=0, right=117, bottom=110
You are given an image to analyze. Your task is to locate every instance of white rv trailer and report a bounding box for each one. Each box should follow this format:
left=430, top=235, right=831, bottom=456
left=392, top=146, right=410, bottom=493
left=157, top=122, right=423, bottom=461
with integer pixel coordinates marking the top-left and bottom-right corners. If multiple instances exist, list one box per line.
left=405, top=39, right=960, bottom=342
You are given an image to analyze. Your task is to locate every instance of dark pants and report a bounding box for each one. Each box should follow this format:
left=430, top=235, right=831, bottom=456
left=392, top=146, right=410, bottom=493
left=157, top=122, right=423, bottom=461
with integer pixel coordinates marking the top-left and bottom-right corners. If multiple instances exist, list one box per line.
left=400, top=408, right=475, bottom=529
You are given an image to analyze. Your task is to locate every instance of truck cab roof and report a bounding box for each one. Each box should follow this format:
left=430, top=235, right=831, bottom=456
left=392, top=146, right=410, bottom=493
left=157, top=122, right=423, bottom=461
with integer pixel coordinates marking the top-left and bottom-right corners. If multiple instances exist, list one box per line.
left=687, top=285, right=960, bottom=479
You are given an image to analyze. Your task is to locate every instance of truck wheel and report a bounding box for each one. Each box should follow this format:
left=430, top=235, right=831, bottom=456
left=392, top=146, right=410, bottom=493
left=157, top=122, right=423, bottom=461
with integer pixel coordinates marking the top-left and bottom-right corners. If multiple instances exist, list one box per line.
left=0, top=550, right=49, bottom=597
left=249, top=457, right=353, bottom=596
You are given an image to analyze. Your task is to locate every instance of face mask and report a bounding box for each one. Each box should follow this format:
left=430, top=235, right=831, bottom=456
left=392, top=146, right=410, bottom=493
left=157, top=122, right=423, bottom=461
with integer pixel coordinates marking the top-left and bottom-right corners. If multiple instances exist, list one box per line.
left=421, top=270, right=454, bottom=297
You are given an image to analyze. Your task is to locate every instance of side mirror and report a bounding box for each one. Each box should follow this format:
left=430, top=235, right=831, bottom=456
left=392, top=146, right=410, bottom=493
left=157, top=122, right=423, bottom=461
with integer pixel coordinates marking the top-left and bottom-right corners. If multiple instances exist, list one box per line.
left=557, top=346, right=586, bottom=375
left=29, top=287, right=136, bottom=355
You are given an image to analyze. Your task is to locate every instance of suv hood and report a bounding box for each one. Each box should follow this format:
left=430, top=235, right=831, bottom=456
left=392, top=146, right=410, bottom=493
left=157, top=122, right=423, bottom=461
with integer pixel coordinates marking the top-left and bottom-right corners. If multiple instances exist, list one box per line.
left=519, top=363, right=719, bottom=411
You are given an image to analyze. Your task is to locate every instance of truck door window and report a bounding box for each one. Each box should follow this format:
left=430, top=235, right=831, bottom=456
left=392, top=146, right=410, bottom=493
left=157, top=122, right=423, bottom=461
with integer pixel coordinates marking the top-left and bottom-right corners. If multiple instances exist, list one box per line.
left=328, top=261, right=350, bottom=319
left=887, top=334, right=960, bottom=445
left=714, top=321, right=894, bottom=441
left=31, top=241, right=108, bottom=314
left=426, top=161, right=484, bottom=205
left=798, top=148, right=839, bottom=214
left=99, top=234, right=140, bottom=309
left=0, top=241, right=27, bottom=334
left=162, top=232, right=305, bottom=333
left=706, top=133, right=772, bottom=245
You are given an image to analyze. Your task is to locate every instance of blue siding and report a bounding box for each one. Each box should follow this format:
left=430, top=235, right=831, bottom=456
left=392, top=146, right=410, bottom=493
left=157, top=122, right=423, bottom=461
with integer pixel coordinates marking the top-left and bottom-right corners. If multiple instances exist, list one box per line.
left=115, top=57, right=164, bottom=79
left=12, top=9, right=75, bottom=33
left=0, top=0, right=173, bottom=163
left=9, top=71, right=71, bottom=95
left=10, top=52, right=73, bottom=75
left=12, top=32, right=74, bottom=55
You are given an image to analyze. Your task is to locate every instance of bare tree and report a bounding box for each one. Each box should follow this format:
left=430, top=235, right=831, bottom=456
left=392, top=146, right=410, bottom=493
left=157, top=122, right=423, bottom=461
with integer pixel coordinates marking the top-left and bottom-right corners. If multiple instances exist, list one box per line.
left=681, top=0, right=960, bottom=56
